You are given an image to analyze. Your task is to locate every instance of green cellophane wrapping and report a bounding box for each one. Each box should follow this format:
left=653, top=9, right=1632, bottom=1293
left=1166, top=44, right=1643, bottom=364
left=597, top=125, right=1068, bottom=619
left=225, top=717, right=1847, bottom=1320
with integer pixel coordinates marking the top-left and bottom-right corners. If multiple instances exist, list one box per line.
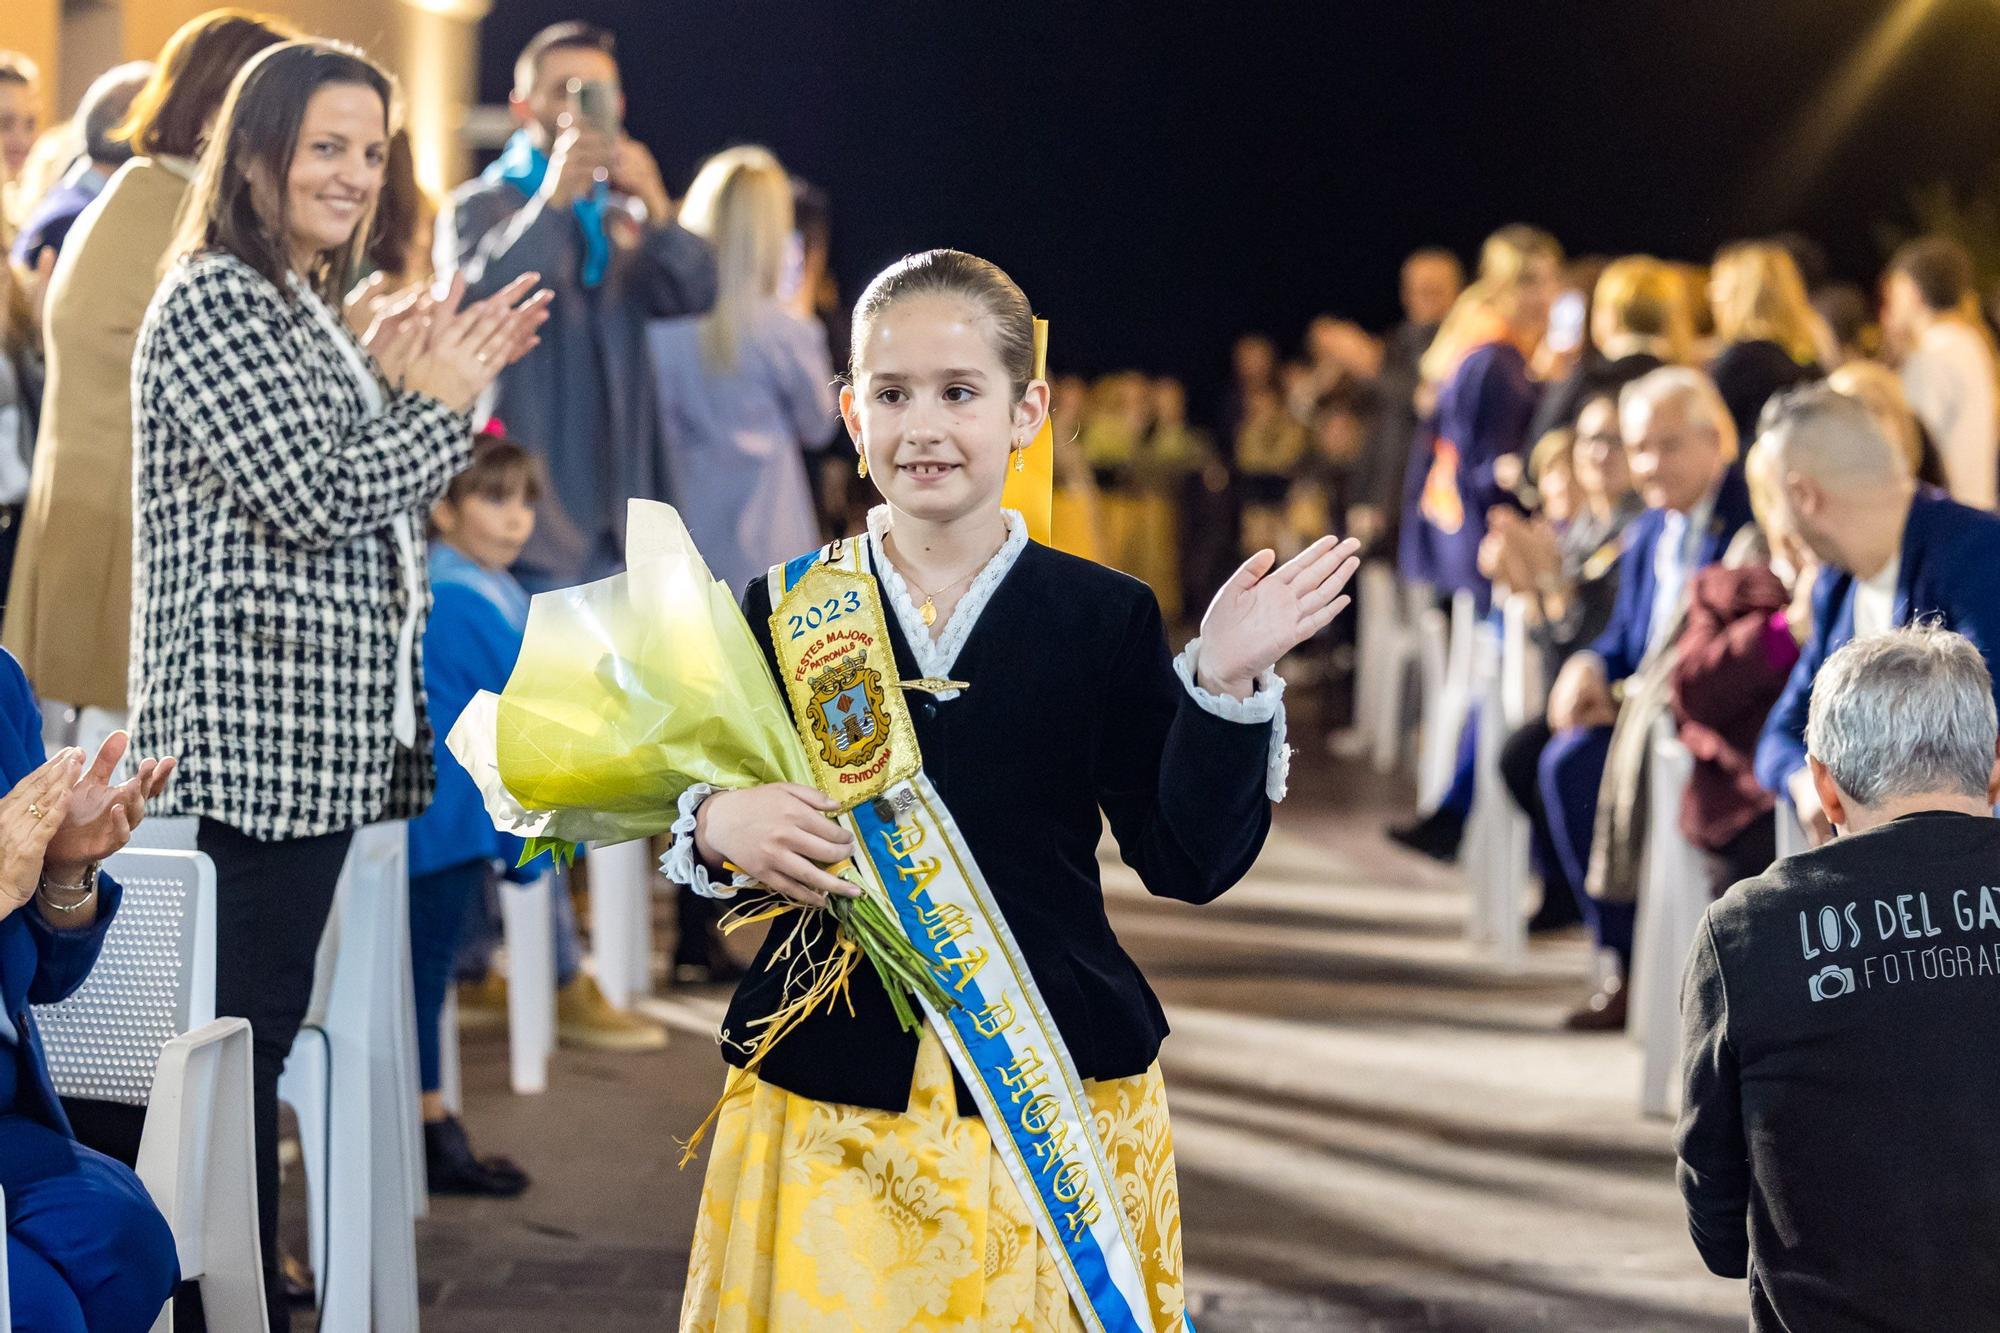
left=449, top=500, right=814, bottom=854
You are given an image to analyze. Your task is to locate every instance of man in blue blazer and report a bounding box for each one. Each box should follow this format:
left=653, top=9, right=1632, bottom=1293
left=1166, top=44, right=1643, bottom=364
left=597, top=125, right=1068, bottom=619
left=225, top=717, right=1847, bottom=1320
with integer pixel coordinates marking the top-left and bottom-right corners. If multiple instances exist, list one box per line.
left=1540, top=368, right=1756, bottom=1029
left=0, top=648, right=181, bottom=1332
left=1752, top=384, right=2000, bottom=843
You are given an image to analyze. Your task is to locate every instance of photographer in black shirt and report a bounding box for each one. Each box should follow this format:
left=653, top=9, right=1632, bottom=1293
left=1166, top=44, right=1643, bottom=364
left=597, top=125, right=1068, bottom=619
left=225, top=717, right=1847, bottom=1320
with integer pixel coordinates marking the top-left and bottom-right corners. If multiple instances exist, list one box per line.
left=1678, top=624, right=2000, bottom=1332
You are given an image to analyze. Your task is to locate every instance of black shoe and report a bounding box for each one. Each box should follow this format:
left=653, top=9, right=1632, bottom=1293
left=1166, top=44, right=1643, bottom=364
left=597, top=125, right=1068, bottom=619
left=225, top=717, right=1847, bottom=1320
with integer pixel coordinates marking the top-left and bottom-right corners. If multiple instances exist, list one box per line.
left=1387, top=809, right=1465, bottom=862
left=1527, top=887, right=1585, bottom=934
left=425, top=1116, right=531, bottom=1198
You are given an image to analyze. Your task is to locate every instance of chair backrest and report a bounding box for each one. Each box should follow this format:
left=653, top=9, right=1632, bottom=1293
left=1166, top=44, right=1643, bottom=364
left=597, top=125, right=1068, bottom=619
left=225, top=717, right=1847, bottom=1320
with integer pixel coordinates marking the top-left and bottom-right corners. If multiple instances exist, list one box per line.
left=34, top=849, right=218, bottom=1107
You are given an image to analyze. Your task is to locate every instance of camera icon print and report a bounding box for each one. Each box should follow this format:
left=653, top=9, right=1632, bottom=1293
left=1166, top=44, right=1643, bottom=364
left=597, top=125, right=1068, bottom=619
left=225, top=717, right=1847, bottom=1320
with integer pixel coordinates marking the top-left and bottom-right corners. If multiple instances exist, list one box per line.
left=1808, top=964, right=1856, bottom=1002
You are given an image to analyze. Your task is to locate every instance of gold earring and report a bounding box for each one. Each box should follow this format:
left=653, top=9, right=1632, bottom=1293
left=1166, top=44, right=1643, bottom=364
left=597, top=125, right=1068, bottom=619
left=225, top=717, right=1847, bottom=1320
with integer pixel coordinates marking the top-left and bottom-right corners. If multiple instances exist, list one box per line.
left=1011, top=442, right=1026, bottom=472
left=857, top=453, right=869, bottom=479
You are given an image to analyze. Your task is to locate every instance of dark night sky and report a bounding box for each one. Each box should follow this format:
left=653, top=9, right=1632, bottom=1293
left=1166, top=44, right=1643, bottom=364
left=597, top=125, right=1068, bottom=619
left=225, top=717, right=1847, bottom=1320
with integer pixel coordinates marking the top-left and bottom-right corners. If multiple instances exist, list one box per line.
left=476, top=1, right=2000, bottom=405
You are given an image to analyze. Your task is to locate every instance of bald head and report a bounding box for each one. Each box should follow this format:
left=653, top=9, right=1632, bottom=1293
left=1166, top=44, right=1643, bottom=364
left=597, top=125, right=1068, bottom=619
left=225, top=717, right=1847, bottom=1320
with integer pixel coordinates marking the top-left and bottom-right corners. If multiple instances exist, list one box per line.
left=1752, top=382, right=1907, bottom=492
left=1752, top=382, right=1915, bottom=575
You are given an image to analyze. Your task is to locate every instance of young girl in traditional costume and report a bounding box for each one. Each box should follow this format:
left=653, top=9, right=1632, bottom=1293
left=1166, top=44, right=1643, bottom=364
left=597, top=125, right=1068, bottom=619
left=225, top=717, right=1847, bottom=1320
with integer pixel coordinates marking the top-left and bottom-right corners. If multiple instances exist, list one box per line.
left=668, top=249, right=1359, bottom=1332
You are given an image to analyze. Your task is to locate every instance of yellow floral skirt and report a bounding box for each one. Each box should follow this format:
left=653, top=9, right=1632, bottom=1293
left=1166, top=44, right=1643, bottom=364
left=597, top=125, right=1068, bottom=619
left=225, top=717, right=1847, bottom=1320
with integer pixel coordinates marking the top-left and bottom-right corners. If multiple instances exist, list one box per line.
left=680, top=1025, right=1188, bottom=1332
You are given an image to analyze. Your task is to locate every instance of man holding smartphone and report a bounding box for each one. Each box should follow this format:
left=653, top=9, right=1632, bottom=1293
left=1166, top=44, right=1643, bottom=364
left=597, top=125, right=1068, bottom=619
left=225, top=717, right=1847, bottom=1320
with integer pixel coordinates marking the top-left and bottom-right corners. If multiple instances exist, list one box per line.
left=438, top=21, right=716, bottom=589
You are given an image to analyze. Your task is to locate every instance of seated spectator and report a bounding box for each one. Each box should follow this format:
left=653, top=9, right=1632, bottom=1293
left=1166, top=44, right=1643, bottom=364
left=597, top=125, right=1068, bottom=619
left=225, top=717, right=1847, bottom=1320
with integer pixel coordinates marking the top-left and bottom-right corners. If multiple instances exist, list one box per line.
left=1679, top=624, right=2000, bottom=1331
left=1408, top=393, right=1643, bottom=872
left=0, top=651, right=179, bottom=1331
left=1530, top=255, right=1691, bottom=440
left=1827, top=359, right=1949, bottom=491
left=1539, top=368, right=1754, bottom=1027
left=1749, top=384, right=2000, bottom=843
left=8, top=63, right=149, bottom=268
left=1707, top=242, right=1822, bottom=448
left=1882, top=235, right=1998, bottom=509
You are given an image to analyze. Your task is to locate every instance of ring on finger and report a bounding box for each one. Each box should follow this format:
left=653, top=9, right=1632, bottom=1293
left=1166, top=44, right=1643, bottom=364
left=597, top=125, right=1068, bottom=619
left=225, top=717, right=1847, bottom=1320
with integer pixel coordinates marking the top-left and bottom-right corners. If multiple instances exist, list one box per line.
left=26, top=803, right=41, bottom=821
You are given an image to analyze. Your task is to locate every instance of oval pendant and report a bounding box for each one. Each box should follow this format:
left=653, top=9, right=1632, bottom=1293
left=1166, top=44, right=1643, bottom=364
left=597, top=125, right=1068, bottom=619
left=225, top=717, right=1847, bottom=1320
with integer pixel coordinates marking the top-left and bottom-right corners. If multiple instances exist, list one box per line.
left=920, top=598, right=938, bottom=627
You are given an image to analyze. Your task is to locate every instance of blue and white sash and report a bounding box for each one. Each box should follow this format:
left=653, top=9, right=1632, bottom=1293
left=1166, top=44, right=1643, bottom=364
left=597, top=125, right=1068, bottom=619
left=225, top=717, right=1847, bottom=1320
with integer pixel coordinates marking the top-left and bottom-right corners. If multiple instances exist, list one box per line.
left=775, top=537, right=1190, bottom=1333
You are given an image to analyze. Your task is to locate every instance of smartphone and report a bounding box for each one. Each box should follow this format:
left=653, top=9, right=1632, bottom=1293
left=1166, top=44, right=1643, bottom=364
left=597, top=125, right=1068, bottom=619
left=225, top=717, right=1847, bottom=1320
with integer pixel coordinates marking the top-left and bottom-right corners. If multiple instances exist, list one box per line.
left=1546, top=289, right=1586, bottom=356
left=568, top=77, right=621, bottom=138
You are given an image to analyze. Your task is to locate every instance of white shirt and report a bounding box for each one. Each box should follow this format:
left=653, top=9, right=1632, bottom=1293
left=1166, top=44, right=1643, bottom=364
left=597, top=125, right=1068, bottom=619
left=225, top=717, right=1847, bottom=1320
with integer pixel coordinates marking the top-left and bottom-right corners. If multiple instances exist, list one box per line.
left=1902, top=320, right=1998, bottom=510
left=1853, top=553, right=1901, bottom=641
left=1648, top=487, right=1717, bottom=653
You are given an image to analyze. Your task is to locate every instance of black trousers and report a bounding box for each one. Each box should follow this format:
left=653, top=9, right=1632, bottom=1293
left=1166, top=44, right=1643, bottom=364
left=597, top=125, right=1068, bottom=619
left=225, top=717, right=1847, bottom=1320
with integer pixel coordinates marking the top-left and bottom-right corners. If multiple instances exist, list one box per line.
left=199, top=817, right=354, bottom=1333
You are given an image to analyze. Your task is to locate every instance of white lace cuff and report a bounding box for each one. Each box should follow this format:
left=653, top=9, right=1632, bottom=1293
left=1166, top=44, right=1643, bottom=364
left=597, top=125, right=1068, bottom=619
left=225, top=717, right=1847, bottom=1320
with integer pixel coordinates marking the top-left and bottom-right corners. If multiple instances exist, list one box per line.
left=661, top=783, right=755, bottom=900
left=1173, top=637, right=1292, bottom=803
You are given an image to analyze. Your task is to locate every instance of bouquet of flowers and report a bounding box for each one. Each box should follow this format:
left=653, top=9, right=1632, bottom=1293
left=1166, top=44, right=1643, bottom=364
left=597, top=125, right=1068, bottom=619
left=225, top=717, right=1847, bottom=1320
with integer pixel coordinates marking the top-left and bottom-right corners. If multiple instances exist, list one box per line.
left=447, top=500, right=958, bottom=1071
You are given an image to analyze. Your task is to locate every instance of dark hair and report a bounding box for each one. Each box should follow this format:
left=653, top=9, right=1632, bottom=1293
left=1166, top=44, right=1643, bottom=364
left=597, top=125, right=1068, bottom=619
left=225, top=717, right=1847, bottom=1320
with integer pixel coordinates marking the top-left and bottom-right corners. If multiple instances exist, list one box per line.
left=849, top=249, right=1035, bottom=398
left=114, top=10, right=293, bottom=160
left=172, top=40, right=394, bottom=305
left=1813, top=282, right=1871, bottom=350
left=442, top=432, right=543, bottom=510
left=365, top=129, right=428, bottom=279
left=513, top=22, right=616, bottom=95
left=1311, top=374, right=1379, bottom=424
left=1891, top=236, right=1976, bottom=313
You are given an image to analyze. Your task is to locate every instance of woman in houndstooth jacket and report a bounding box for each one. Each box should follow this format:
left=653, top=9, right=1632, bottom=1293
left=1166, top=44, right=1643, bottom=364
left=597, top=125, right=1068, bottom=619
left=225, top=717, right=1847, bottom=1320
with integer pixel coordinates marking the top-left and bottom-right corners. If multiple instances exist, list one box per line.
left=128, top=41, right=547, bottom=1330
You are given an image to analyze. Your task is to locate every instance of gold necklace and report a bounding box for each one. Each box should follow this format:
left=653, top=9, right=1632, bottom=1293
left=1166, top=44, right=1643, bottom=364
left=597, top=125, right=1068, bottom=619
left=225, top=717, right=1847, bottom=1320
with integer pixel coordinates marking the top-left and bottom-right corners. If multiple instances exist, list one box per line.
left=901, top=560, right=987, bottom=627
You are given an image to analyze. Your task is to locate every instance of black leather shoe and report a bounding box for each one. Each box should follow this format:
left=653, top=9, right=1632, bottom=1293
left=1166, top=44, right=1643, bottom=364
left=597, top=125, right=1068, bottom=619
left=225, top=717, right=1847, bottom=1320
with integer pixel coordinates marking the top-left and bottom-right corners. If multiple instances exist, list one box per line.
left=425, top=1116, right=530, bottom=1198
left=1387, top=809, right=1465, bottom=862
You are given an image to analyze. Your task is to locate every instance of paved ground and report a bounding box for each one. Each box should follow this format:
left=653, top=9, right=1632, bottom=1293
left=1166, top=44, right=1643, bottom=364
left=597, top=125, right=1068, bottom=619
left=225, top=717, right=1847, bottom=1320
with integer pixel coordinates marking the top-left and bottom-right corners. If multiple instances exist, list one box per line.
left=298, top=756, right=1746, bottom=1332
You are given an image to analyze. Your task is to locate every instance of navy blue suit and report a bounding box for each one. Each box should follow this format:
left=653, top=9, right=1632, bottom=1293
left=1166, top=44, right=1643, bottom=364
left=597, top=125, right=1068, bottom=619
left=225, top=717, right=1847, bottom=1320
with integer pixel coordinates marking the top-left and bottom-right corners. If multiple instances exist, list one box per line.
left=1754, top=493, right=2000, bottom=795
left=1540, top=469, right=1757, bottom=964
left=0, top=652, right=177, bottom=1331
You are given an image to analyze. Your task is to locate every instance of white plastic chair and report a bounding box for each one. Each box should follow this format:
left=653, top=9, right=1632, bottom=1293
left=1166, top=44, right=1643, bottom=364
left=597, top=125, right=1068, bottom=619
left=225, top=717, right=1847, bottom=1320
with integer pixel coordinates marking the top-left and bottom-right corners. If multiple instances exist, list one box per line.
left=1462, top=611, right=1541, bottom=972
left=137, top=1019, right=262, bottom=1333
left=1355, top=563, right=1423, bottom=775
left=277, top=823, right=423, bottom=1333
left=437, top=871, right=557, bottom=1109
left=1775, top=796, right=1811, bottom=859
left=1630, top=719, right=1711, bottom=1118
left=1416, top=590, right=1479, bottom=811
left=32, top=847, right=265, bottom=1331
left=588, top=840, right=654, bottom=1010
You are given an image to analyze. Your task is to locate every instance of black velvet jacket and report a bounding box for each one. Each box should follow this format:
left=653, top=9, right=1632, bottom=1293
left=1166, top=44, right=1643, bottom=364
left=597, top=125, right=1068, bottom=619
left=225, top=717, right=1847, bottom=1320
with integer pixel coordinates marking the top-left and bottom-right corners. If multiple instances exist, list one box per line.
left=717, top=539, right=1275, bottom=1115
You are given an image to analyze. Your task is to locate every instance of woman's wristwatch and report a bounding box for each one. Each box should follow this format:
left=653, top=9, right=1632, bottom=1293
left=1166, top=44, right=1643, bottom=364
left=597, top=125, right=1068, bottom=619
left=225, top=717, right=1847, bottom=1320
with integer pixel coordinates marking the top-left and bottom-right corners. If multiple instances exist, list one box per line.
left=38, top=863, right=100, bottom=913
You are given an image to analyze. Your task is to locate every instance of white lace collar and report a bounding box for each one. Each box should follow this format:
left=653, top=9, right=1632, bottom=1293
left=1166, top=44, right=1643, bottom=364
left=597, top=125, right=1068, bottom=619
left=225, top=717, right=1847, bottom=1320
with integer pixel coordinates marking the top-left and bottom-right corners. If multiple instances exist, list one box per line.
left=865, top=506, right=1029, bottom=700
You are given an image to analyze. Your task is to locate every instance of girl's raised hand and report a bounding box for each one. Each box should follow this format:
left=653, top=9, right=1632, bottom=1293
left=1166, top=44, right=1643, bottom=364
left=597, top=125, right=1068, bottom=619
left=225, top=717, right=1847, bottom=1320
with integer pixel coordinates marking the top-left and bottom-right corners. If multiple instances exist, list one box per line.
left=1195, top=535, right=1363, bottom=698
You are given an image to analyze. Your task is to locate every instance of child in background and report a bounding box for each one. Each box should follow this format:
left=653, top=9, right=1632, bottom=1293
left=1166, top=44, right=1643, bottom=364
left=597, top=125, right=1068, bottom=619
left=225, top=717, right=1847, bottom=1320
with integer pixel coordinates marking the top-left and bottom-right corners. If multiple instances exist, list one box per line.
left=410, top=428, right=671, bottom=1197
left=406, top=427, right=544, bottom=1197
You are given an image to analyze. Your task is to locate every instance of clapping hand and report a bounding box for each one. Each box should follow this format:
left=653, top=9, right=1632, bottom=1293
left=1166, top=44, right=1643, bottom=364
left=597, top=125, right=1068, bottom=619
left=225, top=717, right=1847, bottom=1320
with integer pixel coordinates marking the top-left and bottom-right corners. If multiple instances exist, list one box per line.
left=0, top=750, right=84, bottom=917
left=402, top=273, right=553, bottom=414
left=347, top=274, right=439, bottom=387
left=41, top=731, right=176, bottom=884
left=1196, top=536, right=1363, bottom=699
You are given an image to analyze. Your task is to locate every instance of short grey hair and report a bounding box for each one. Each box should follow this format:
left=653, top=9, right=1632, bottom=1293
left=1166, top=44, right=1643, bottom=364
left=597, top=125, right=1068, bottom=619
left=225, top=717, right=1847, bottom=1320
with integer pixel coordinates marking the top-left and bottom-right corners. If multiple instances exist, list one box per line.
left=1754, top=380, right=1907, bottom=486
left=79, top=62, right=151, bottom=165
left=1619, top=366, right=1739, bottom=462
left=1805, top=624, right=1997, bottom=806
